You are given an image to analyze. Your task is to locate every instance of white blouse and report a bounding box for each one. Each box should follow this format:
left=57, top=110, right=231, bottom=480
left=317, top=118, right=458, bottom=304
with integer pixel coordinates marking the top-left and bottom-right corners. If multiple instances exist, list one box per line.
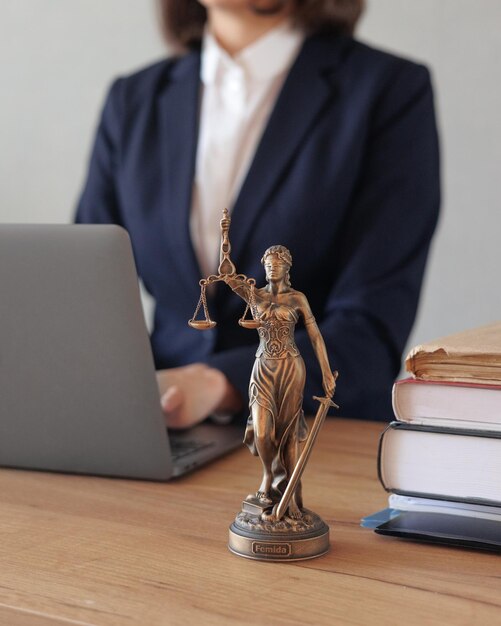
left=190, top=22, right=304, bottom=278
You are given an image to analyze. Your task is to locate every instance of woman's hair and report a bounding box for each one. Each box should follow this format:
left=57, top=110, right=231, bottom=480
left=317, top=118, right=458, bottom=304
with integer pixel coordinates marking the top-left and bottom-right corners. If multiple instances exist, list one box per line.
left=159, top=0, right=365, bottom=49
left=261, top=245, right=293, bottom=287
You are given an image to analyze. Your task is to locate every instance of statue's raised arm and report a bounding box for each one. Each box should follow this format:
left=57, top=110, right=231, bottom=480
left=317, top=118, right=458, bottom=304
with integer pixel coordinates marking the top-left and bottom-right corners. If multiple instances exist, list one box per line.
left=217, top=209, right=255, bottom=303
left=188, top=209, right=261, bottom=329
left=217, top=208, right=236, bottom=277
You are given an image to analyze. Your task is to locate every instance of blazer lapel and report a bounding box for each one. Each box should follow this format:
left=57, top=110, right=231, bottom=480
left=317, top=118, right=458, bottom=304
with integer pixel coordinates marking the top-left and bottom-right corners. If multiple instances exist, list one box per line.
left=229, top=34, right=349, bottom=263
left=158, top=51, right=202, bottom=298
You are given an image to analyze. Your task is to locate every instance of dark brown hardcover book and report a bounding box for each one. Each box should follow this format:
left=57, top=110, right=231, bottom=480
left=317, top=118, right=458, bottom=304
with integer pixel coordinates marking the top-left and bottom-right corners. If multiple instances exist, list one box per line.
left=378, top=422, right=501, bottom=506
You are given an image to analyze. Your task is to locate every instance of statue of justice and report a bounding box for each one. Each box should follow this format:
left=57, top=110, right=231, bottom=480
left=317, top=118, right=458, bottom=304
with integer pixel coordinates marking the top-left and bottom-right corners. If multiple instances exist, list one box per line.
left=189, top=209, right=338, bottom=561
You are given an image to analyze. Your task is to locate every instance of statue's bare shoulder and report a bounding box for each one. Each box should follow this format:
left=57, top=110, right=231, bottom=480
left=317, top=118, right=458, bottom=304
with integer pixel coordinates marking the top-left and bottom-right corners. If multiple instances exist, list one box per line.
left=288, top=289, right=309, bottom=307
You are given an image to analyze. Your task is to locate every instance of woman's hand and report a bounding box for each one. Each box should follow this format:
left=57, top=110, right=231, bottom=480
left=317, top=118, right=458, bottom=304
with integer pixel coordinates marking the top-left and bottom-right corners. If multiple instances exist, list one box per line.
left=157, top=364, right=243, bottom=429
left=322, top=371, right=337, bottom=398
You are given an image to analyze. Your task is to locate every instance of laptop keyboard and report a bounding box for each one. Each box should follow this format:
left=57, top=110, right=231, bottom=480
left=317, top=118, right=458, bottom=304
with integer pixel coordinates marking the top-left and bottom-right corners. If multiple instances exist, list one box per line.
left=169, top=436, right=215, bottom=461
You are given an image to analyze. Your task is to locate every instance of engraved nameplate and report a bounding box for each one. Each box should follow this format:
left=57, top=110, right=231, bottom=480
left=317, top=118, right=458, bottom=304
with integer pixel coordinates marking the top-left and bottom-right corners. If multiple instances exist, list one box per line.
left=252, top=542, right=292, bottom=557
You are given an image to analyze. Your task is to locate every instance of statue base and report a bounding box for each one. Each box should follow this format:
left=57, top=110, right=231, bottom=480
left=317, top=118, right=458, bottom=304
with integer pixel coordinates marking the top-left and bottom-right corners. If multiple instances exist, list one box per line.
left=228, top=506, right=330, bottom=562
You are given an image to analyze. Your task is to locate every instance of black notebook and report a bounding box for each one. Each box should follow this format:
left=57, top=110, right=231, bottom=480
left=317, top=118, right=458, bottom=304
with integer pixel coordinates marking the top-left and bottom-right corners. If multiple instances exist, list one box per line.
left=374, top=510, right=501, bottom=552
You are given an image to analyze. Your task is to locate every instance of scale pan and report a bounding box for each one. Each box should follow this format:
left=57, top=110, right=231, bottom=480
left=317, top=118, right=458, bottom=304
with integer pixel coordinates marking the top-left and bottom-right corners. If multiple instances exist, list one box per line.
left=189, top=320, right=217, bottom=330
left=238, top=319, right=261, bottom=329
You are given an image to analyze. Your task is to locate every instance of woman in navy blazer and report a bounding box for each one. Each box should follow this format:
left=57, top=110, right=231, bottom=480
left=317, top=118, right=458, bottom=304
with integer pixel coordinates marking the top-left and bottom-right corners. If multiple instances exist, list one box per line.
left=76, top=0, right=440, bottom=424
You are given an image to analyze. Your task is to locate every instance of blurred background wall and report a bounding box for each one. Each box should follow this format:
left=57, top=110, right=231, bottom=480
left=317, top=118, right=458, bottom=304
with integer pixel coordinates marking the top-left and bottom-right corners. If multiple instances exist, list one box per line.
left=1, top=0, right=500, bottom=358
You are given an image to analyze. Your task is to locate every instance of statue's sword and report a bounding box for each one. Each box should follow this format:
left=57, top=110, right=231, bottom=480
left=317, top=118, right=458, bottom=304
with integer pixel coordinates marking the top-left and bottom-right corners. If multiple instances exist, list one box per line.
left=270, top=372, right=339, bottom=522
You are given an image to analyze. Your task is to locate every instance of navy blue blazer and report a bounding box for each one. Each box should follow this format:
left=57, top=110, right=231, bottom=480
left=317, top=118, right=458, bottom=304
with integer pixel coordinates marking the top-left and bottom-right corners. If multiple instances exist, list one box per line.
left=76, top=33, right=440, bottom=421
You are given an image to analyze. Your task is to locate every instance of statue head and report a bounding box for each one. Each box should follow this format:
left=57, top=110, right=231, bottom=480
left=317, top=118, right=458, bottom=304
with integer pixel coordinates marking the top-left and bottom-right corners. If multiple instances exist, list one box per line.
left=261, top=245, right=292, bottom=287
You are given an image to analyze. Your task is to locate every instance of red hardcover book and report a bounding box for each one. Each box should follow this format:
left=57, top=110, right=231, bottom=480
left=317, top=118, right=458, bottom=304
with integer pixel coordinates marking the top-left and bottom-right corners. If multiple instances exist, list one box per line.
left=392, top=378, right=501, bottom=431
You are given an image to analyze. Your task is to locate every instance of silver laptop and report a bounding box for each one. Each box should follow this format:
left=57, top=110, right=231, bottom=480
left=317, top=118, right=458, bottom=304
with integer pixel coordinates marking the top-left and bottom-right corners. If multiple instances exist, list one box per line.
left=0, top=224, right=243, bottom=479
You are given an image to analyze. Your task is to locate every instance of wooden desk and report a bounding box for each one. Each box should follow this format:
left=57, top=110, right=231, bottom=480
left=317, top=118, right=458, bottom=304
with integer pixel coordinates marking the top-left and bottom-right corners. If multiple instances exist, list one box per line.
left=0, top=419, right=499, bottom=626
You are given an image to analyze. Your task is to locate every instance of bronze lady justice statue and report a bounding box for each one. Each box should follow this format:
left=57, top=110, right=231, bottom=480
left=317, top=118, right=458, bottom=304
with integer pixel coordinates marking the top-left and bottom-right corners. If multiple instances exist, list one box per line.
left=189, top=210, right=338, bottom=561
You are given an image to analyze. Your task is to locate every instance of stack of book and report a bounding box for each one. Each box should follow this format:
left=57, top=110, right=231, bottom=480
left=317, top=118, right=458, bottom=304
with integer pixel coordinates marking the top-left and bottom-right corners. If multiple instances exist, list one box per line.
left=363, top=321, right=501, bottom=550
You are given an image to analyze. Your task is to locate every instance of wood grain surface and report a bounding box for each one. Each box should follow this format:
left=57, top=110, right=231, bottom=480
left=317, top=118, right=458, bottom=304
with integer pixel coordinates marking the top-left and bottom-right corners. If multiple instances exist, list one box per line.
left=0, top=419, right=500, bottom=626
